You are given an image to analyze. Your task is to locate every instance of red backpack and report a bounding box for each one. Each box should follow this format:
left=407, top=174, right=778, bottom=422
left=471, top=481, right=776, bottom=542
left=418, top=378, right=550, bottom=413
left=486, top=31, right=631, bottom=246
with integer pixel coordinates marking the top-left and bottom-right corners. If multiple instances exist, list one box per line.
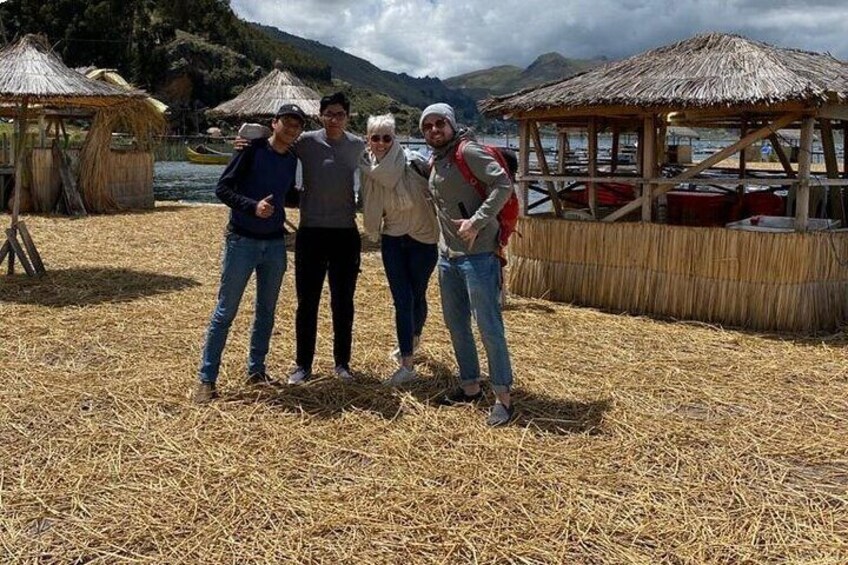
left=451, top=140, right=520, bottom=263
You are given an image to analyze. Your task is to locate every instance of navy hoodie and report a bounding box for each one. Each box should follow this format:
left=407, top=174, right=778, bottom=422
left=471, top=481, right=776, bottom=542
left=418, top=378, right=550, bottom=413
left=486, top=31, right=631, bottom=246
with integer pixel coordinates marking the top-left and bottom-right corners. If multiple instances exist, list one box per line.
left=215, top=138, right=298, bottom=239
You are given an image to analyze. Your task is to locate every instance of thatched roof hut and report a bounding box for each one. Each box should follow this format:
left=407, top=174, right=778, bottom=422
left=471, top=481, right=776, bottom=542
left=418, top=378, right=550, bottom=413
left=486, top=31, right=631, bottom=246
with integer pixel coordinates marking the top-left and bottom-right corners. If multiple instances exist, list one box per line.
left=0, top=35, right=144, bottom=107
left=481, top=33, right=848, bottom=118
left=0, top=35, right=160, bottom=229
left=207, top=63, right=321, bottom=122
left=479, top=33, right=848, bottom=333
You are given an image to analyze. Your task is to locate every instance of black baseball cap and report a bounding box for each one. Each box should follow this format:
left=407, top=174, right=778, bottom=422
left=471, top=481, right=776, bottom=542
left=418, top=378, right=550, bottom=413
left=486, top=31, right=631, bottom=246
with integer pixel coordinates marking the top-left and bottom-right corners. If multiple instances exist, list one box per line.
left=275, top=103, right=307, bottom=123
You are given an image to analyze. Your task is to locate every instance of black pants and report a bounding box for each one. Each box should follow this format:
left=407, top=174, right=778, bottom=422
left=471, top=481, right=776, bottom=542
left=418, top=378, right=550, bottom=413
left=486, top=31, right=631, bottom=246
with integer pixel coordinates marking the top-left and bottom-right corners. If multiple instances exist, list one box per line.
left=295, top=227, right=361, bottom=371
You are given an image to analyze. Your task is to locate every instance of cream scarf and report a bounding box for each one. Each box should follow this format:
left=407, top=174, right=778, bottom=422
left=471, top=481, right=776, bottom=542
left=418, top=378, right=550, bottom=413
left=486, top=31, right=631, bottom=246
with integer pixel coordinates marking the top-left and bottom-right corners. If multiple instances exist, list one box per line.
left=359, top=139, right=414, bottom=240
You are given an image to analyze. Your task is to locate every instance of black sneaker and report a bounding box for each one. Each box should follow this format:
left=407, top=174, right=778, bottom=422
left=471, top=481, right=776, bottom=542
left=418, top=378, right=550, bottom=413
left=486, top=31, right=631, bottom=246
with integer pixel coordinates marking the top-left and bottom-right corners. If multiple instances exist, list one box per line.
left=246, top=372, right=280, bottom=387
left=439, top=386, right=483, bottom=406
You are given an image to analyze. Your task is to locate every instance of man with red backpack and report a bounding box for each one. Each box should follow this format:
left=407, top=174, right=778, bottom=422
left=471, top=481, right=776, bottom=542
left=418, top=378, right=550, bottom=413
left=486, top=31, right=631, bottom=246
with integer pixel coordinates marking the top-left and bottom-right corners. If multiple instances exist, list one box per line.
left=420, top=103, right=516, bottom=427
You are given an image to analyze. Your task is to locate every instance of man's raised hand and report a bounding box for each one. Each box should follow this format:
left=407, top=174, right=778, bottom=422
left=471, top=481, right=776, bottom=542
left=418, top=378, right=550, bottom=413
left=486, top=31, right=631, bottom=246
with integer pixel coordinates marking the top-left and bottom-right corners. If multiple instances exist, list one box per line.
left=256, top=194, right=275, bottom=218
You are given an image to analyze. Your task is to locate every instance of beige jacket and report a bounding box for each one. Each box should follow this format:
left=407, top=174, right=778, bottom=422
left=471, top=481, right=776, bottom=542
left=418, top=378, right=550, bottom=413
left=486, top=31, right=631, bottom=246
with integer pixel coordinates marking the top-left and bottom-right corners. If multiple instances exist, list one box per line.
left=359, top=143, right=439, bottom=244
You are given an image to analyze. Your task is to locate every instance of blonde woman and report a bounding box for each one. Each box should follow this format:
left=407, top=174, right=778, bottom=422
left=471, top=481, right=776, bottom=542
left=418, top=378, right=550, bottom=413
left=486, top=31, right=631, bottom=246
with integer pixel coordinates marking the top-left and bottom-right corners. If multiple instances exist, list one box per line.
left=359, top=114, right=439, bottom=385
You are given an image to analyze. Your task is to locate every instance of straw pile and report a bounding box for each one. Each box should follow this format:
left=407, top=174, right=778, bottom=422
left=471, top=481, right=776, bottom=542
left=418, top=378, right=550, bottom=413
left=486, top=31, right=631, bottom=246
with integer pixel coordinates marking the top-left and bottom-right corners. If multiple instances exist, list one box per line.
left=509, top=217, right=848, bottom=332
left=1, top=205, right=846, bottom=563
left=481, top=33, right=848, bottom=116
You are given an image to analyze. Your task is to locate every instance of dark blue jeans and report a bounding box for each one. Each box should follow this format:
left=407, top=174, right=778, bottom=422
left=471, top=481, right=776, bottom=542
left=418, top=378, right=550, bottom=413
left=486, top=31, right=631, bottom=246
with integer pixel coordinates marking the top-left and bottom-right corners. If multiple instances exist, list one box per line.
left=199, top=233, right=287, bottom=384
left=381, top=235, right=438, bottom=357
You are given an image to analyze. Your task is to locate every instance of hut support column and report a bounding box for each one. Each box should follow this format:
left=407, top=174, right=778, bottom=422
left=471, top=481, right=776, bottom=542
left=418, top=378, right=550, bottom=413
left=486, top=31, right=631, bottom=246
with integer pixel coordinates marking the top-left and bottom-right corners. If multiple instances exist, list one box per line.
left=794, top=117, right=815, bottom=232
left=641, top=116, right=656, bottom=222
left=518, top=120, right=530, bottom=217
left=2, top=98, right=43, bottom=277
left=588, top=118, right=598, bottom=218
left=610, top=126, right=620, bottom=174
left=530, top=120, right=563, bottom=217
left=738, top=119, right=748, bottom=195
left=819, top=118, right=844, bottom=224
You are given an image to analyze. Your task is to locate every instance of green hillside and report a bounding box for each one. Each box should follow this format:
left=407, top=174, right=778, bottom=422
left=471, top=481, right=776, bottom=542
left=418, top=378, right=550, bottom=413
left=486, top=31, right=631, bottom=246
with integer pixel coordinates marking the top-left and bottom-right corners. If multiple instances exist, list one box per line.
left=446, top=52, right=606, bottom=99
left=250, top=23, right=479, bottom=122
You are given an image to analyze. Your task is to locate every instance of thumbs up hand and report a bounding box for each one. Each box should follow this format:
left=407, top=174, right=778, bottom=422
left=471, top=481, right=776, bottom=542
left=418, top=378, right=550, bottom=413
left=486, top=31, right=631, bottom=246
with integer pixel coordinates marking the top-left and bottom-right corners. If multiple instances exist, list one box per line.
left=256, top=194, right=275, bottom=218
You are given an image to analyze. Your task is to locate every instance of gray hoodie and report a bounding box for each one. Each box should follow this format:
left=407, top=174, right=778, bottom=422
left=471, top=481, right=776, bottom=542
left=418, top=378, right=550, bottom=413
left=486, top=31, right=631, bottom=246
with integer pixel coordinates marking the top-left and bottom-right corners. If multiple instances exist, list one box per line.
left=428, top=130, right=513, bottom=257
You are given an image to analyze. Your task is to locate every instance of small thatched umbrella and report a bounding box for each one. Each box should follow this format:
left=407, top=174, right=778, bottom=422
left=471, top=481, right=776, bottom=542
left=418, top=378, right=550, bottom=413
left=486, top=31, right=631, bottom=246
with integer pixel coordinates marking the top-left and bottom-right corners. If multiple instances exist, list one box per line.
left=207, top=62, right=321, bottom=123
left=0, top=34, right=147, bottom=276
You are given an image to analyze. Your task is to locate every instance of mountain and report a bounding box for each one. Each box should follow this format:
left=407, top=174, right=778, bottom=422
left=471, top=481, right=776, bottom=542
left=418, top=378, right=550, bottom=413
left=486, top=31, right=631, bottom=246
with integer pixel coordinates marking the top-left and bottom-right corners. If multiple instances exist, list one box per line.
left=251, top=23, right=478, bottom=122
left=445, top=52, right=607, bottom=100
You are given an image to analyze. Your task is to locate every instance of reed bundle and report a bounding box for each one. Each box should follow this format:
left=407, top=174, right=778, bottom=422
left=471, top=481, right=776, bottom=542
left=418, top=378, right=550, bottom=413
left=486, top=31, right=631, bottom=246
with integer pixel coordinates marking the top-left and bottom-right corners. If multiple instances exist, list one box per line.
left=509, top=217, right=848, bottom=332
left=1, top=205, right=846, bottom=563
left=79, top=101, right=165, bottom=213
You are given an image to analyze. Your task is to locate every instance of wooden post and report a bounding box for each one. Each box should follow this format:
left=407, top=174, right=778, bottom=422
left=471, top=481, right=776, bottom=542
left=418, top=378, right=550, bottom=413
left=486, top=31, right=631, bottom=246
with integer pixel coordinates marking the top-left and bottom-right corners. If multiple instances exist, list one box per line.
left=819, top=118, right=843, bottom=223
left=794, top=117, right=815, bottom=232
left=610, top=126, right=620, bottom=173
left=738, top=119, right=748, bottom=195
left=587, top=117, right=598, bottom=218
left=656, top=121, right=667, bottom=167
left=530, top=121, right=563, bottom=217
left=518, top=120, right=530, bottom=217
left=641, top=115, right=656, bottom=222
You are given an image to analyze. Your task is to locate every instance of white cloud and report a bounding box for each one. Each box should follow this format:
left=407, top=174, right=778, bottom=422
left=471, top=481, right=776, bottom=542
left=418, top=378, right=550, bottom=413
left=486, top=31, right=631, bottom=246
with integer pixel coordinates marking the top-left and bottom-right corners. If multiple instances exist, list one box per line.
left=231, top=0, right=848, bottom=78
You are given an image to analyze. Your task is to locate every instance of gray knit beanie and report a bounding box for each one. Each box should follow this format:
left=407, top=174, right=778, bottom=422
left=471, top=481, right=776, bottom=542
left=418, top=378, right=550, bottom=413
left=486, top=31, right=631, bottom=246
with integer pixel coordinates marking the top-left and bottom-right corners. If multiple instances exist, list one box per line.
left=419, top=103, right=457, bottom=132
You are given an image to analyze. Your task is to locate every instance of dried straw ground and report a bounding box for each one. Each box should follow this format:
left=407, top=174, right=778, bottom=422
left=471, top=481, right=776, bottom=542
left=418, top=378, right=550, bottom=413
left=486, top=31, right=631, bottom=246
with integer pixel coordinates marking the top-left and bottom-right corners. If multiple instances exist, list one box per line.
left=1, top=204, right=847, bottom=564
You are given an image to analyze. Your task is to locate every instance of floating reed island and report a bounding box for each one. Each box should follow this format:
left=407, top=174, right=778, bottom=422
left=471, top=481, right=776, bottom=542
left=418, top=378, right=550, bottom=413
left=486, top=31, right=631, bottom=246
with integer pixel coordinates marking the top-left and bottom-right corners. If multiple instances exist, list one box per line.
left=482, top=32, right=848, bottom=333
left=1, top=204, right=847, bottom=563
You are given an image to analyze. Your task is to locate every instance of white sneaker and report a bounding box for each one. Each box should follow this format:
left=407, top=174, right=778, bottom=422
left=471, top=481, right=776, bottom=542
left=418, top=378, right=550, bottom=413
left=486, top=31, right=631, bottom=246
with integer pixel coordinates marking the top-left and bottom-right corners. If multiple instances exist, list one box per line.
left=389, top=336, right=421, bottom=363
left=287, top=366, right=311, bottom=385
left=385, top=365, right=417, bottom=387
left=334, top=365, right=354, bottom=382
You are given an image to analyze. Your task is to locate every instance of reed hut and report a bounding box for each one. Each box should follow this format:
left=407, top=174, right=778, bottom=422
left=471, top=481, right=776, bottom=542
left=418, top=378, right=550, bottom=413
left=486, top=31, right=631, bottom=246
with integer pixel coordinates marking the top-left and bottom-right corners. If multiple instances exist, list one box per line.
left=481, top=32, right=848, bottom=332
left=0, top=34, right=156, bottom=276
left=206, top=62, right=321, bottom=123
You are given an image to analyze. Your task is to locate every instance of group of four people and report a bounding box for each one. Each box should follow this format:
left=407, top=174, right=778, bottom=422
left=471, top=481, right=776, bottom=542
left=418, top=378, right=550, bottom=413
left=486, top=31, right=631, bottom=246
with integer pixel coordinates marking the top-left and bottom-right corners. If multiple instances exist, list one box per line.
left=193, top=92, right=515, bottom=426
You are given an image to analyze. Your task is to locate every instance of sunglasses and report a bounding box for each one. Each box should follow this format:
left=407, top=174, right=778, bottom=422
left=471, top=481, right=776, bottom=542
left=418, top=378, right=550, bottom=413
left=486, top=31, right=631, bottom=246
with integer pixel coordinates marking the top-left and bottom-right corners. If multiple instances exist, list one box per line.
left=369, top=134, right=393, bottom=143
left=422, top=118, right=448, bottom=133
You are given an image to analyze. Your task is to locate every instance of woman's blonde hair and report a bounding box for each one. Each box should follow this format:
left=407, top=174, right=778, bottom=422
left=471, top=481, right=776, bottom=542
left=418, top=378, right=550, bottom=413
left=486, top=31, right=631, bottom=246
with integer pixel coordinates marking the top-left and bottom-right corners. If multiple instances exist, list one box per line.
left=367, top=114, right=396, bottom=136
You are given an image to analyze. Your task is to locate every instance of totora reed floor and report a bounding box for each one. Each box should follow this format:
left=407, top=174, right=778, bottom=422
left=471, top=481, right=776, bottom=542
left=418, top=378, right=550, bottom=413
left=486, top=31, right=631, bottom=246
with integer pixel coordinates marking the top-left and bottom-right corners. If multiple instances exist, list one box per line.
left=1, top=203, right=847, bottom=564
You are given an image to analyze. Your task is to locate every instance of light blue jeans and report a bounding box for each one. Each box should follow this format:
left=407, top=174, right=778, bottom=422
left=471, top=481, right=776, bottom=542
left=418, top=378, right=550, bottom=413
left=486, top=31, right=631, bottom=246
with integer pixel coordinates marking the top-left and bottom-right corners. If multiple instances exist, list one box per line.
left=199, top=233, right=287, bottom=384
left=438, top=252, right=513, bottom=393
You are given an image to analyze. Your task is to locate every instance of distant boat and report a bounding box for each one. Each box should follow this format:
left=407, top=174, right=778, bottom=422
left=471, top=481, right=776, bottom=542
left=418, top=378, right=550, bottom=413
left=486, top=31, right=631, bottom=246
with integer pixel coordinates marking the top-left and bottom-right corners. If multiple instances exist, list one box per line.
left=187, top=144, right=231, bottom=165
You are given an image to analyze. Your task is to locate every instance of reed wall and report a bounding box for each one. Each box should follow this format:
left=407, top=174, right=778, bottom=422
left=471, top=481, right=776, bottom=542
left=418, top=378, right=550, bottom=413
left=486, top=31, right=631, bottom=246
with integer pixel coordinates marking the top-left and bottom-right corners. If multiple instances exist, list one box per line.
left=508, top=217, right=848, bottom=332
left=29, top=148, right=153, bottom=212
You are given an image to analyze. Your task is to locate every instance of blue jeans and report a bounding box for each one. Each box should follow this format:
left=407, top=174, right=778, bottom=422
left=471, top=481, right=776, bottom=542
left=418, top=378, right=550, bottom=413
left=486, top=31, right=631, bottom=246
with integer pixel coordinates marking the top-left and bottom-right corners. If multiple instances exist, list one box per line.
left=438, top=252, right=513, bottom=393
left=381, top=235, right=438, bottom=357
left=199, top=233, right=287, bottom=383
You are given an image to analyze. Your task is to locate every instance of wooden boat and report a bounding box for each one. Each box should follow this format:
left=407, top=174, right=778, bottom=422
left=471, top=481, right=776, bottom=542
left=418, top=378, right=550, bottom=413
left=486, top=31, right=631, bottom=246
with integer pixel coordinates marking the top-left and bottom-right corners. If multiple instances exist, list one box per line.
left=186, top=144, right=231, bottom=165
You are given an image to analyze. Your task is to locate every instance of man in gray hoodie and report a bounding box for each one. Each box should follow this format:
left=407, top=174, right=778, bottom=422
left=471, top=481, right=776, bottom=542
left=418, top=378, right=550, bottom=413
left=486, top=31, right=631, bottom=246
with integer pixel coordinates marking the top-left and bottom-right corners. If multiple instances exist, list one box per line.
left=420, top=103, right=516, bottom=427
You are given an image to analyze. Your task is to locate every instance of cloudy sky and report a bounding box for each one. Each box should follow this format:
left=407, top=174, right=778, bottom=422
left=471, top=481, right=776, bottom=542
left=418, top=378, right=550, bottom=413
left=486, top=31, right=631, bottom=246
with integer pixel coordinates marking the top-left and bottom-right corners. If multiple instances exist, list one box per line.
left=230, top=0, right=848, bottom=79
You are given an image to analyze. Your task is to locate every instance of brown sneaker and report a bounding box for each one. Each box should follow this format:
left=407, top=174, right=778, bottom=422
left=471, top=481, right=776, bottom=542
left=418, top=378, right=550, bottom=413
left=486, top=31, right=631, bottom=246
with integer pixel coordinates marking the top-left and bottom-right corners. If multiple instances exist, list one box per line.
left=192, top=382, right=217, bottom=404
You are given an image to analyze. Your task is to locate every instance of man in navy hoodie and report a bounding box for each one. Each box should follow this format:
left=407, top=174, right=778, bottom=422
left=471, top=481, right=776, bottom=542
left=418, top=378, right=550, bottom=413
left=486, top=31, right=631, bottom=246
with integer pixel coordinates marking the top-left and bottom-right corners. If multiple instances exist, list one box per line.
left=193, top=104, right=306, bottom=403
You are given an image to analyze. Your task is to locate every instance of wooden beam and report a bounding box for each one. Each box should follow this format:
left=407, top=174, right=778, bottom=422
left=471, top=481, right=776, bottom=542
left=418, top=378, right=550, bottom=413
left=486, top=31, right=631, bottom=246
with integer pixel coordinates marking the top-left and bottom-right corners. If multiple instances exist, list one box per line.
left=641, top=116, right=656, bottom=221
left=17, top=220, right=44, bottom=275
left=4, top=228, right=35, bottom=276
left=815, top=104, right=848, bottom=122
left=767, top=133, right=796, bottom=178
left=518, top=120, right=530, bottom=216
left=603, top=112, right=802, bottom=223
left=529, top=120, right=563, bottom=217
left=819, top=118, right=843, bottom=223
left=587, top=117, right=597, bottom=218
left=610, top=126, right=620, bottom=173
left=738, top=119, right=747, bottom=194
left=794, top=117, right=815, bottom=231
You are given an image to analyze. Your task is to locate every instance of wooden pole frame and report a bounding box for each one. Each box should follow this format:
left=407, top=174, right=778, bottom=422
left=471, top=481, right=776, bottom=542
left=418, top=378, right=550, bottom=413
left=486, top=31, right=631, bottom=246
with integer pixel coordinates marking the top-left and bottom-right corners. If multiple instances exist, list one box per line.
left=603, top=112, right=803, bottom=223
left=794, top=117, right=815, bottom=231
left=530, top=120, right=563, bottom=217
left=518, top=120, right=530, bottom=216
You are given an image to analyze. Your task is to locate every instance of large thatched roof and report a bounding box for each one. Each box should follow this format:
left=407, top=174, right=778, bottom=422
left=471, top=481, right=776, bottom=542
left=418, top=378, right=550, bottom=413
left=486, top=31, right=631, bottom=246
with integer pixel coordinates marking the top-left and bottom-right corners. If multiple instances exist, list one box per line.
left=481, top=33, right=848, bottom=117
left=0, top=34, right=145, bottom=107
left=207, top=66, right=321, bottom=121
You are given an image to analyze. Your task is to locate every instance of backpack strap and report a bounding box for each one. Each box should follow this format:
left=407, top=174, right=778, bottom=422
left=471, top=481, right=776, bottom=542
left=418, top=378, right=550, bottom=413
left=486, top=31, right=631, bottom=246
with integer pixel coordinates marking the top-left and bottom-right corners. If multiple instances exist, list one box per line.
left=451, top=139, right=487, bottom=201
